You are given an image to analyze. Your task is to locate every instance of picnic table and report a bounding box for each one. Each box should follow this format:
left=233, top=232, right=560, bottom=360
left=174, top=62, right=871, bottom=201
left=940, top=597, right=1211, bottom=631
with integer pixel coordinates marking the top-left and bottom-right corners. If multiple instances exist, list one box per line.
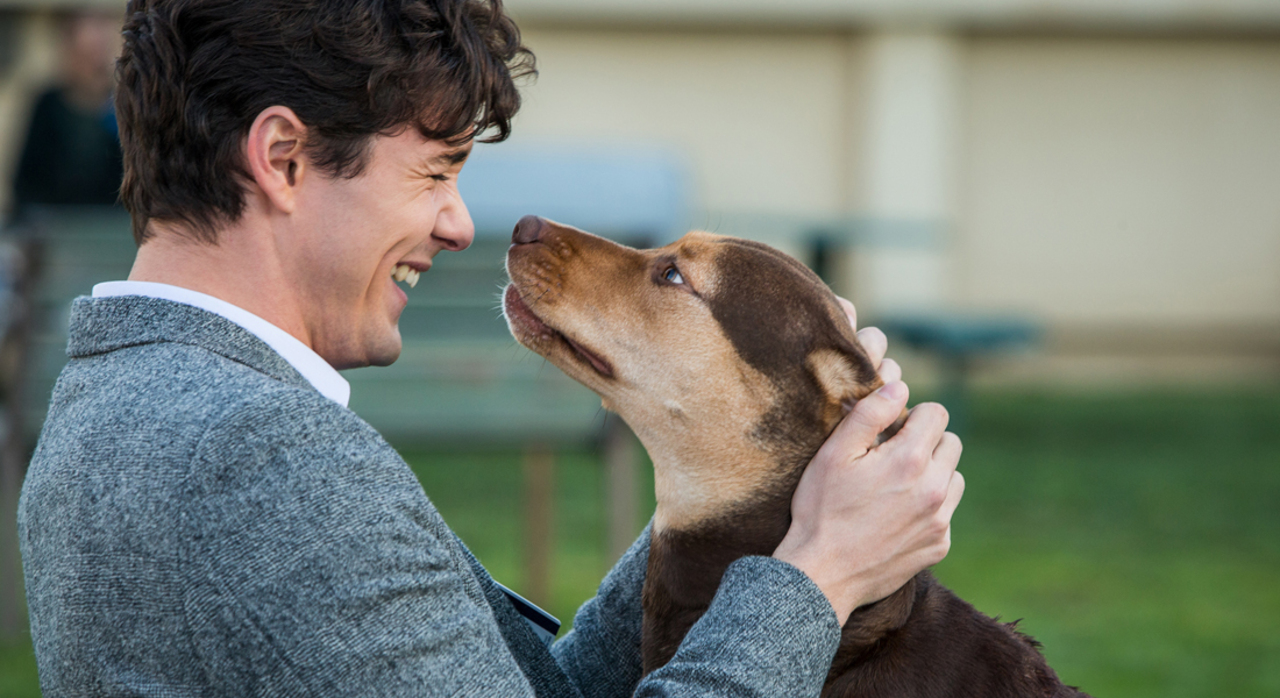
left=875, top=314, right=1040, bottom=434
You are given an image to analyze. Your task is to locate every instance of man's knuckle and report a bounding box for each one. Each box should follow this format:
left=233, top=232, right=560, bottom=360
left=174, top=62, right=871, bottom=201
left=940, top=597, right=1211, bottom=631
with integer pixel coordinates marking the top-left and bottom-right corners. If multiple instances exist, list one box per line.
left=909, top=403, right=945, bottom=431
left=922, top=483, right=948, bottom=511
left=908, top=442, right=933, bottom=467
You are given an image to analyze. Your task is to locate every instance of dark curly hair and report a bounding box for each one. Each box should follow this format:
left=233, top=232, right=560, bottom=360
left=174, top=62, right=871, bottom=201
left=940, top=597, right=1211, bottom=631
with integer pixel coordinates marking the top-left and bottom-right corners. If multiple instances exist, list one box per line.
left=115, top=0, right=534, bottom=244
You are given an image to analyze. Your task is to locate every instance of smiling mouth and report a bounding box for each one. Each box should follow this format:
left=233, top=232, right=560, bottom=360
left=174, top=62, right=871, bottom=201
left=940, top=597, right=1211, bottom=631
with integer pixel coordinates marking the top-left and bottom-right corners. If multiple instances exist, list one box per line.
left=503, top=285, right=614, bottom=379
left=392, top=263, right=422, bottom=288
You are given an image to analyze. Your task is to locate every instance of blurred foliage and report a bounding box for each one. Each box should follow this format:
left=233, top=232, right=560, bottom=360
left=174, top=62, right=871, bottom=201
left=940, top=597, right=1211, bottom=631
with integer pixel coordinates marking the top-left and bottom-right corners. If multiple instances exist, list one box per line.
left=1, top=387, right=1277, bottom=697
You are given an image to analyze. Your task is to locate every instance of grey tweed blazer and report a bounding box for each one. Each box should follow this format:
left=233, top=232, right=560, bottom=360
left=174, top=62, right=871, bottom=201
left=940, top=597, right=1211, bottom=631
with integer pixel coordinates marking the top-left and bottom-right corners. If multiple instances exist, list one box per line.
left=19, top=296, right=841, bottom=697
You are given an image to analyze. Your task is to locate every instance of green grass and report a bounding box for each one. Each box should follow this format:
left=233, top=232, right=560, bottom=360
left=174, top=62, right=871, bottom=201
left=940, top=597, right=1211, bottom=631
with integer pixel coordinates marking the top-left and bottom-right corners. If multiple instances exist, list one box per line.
left=929, top=389, right=1280, bottom=697
left=0, top=641, right=37, bottom=698
left=1, top=388, right=1277, bottom=697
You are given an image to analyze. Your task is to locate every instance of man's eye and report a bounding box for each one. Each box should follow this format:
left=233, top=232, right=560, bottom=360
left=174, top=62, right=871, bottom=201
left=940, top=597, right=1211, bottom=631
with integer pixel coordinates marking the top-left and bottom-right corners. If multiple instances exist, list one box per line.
left=663, top=267, right=684, bottom=285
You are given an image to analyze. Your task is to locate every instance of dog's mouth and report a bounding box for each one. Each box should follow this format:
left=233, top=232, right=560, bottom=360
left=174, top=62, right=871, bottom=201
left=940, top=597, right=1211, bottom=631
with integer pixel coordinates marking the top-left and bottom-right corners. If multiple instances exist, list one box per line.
left=503, top=284, right=615, bottom=379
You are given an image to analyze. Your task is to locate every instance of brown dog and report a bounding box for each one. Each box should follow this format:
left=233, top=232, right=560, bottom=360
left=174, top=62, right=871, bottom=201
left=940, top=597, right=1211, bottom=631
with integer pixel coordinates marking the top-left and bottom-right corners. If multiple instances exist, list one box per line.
left=503, top=215, right=1089, bottom=698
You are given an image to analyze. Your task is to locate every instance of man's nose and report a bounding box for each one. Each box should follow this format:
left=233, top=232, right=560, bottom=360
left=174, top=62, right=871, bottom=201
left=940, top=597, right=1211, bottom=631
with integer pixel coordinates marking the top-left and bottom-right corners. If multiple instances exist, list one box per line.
left=434, top=194, right=475, bottom=251
left=512, top=215, right=548, bottom=244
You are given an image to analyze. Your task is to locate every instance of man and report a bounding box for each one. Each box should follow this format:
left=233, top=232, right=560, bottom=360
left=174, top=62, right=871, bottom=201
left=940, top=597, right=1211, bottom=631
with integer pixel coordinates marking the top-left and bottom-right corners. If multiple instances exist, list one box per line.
left=10, top=10, right=123, bottom=218
left=19, top=0, right=964, bottom=695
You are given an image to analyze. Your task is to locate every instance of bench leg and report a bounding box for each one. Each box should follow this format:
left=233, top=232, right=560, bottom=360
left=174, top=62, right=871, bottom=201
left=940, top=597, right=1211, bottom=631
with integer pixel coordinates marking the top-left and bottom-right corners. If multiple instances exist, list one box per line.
left=523, top=444, right=555, bottom=608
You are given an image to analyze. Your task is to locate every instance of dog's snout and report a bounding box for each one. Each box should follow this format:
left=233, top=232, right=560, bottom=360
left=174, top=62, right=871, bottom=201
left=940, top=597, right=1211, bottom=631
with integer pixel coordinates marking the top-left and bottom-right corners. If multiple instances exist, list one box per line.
left=512, top=215, right=547, bottom=245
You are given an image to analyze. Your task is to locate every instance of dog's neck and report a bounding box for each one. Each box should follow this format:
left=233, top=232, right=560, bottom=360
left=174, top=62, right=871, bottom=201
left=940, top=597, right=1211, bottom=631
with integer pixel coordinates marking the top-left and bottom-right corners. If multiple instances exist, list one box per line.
left=630, top=416, right=790, bottom=535
left=648, top=444, right=800, bottom=551
left=633, top=408, right=919, bottom=675
left=636, top=425, right=808, bottom=671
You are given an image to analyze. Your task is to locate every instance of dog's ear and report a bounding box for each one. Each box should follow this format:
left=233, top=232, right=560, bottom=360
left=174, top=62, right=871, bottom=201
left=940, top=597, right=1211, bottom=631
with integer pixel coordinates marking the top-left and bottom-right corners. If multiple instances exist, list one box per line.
left=807, top=348, right=884, bottom=430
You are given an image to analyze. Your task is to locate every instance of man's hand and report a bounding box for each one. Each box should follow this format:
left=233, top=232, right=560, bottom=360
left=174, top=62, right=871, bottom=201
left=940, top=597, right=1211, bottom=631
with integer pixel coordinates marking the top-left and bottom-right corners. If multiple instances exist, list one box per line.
left=772, top=298, right=964, bottom=625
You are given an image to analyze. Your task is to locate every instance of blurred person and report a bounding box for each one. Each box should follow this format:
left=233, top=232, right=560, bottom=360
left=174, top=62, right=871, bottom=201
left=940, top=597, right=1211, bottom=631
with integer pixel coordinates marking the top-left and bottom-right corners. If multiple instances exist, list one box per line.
left=17, top=1, right=963, bottom=696
left=1, top=10, right=122, bottom=475
left=9, top=10, right=123, bottom=219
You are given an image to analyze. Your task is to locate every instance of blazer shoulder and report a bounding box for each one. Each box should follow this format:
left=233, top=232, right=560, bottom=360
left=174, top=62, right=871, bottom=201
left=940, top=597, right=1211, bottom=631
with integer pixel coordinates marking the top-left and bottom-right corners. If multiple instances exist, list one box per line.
left=192, top=373, right=382, bottom=463
left=40, top=339, right=373, bottom=488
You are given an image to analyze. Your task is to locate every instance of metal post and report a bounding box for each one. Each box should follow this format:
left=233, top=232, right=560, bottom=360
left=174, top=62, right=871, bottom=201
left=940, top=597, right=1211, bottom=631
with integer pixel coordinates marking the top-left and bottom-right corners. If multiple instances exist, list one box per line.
left=522, top=443, right=554, bottom=608
left=0, top=238, right=42, bottom=638
left=938, top=353, right=971, bottom=437
left=603, top=419, right=640, bottom=565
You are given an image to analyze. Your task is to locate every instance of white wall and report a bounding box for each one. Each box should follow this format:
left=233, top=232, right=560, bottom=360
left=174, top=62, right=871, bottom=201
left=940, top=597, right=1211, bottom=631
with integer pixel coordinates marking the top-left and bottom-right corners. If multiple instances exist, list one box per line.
left=959, top=37, right=1280, bottom=327
left=507, top=0, right=1280, bottom=32
left=511, top=28, right=852, bottom=222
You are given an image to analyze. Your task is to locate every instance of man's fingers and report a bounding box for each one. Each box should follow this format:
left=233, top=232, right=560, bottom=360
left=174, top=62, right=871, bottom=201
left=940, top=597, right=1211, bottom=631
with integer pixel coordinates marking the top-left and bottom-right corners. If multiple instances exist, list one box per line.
left=836, top=380, right=911, bottom=451
left=837, top=296, right=857, bottom=329
left=878, top=357, right=902, bottom=385
left=895, top=402, right=950, bottom=447
left=924, top=432, right=962, bottom=514
left=856, top=327, right=887, bottom=369
left=932, top=430, right=961, bottom=463
left=937, top=470, right=965, bottom=523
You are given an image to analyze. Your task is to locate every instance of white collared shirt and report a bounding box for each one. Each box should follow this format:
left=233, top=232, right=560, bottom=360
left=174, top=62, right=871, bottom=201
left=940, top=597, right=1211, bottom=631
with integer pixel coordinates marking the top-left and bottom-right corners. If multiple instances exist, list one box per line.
left=92, top=280, right=351, bottom=407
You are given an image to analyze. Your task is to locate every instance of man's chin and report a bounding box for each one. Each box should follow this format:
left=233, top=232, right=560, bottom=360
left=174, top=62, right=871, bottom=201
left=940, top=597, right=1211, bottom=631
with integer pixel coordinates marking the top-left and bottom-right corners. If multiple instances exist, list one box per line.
left=364, top=345, right=401, bottom=368
left=324, top=331, right=402, bottom=370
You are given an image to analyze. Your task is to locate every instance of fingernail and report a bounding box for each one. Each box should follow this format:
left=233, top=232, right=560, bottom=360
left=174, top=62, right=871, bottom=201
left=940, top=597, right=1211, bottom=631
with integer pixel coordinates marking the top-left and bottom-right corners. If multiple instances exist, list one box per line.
left=878, top=380, right=906, bottom=401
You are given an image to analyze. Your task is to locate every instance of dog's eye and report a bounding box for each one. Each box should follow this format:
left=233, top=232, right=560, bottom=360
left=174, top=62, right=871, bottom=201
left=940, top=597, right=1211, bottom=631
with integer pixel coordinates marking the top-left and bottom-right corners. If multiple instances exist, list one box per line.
left=663, top=267, right=685, bottom=285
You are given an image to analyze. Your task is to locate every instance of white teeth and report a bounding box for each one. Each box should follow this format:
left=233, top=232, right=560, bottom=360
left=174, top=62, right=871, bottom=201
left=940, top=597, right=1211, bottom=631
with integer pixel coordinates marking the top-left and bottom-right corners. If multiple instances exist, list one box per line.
left=392, top=264, right=423, bottom=289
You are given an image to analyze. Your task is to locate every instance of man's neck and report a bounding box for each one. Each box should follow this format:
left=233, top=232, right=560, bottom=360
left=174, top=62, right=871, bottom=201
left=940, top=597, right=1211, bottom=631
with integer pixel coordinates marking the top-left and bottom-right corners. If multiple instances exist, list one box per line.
left=128, top=221, right=310, bottom=349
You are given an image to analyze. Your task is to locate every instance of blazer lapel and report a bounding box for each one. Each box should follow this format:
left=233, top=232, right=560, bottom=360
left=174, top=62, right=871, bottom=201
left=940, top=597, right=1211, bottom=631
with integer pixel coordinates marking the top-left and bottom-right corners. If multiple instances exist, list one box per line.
left=455, top=536, right=582, bottom=698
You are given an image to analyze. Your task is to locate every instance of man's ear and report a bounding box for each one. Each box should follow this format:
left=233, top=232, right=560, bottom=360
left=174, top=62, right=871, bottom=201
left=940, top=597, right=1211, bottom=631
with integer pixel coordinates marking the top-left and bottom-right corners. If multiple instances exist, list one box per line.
left=244, top=106, right=308, bottom=215
left=807, top=347, right=884, bottom=430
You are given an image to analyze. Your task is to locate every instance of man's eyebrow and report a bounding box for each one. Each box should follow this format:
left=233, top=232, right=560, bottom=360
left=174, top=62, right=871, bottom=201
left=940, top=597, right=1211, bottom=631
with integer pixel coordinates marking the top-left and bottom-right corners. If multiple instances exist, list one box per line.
left=431, top=146, right=472, bottom=166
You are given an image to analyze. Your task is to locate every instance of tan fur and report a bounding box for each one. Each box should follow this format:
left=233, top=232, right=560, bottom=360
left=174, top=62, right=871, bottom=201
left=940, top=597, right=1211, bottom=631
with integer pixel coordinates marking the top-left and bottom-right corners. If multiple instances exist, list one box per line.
left=506, top=227, right=783, bottom=532
left=807, top=348, right=884, bottom=432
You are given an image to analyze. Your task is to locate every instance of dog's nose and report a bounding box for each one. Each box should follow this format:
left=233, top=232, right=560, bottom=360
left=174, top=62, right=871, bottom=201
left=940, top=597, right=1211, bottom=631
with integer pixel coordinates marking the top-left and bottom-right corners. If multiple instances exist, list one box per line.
left=512, top=215, right=547, bottom=244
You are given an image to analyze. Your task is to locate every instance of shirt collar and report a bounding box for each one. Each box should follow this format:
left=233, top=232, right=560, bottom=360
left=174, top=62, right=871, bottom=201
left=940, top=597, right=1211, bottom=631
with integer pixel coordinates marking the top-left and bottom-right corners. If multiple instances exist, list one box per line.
left=92, top=281, right=350, bottom=407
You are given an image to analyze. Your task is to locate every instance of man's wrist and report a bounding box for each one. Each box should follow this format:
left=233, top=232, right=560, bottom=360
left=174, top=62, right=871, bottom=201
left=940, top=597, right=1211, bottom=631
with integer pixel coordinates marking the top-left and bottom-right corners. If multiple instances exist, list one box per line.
left=642, top=556, right=841, bottom=697
left=773, top=536, right=868, bottom=624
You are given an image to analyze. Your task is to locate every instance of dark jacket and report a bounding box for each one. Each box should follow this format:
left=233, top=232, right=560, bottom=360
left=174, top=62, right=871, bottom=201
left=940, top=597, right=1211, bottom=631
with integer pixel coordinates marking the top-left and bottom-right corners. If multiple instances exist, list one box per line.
left=11, top=87, right=123, bottom=213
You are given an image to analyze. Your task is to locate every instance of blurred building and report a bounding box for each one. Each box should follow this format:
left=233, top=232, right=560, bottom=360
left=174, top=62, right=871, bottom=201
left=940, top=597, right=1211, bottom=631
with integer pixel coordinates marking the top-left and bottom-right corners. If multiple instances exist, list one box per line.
left=2, top=0, right=1278, bottom=386
left=503, top=0, right=1280, bottom=387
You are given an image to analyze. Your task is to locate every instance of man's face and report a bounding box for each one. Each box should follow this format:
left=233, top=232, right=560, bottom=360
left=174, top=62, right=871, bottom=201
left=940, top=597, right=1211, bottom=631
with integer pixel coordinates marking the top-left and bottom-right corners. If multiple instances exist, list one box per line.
left=288, top=128, right=474, bottom=369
